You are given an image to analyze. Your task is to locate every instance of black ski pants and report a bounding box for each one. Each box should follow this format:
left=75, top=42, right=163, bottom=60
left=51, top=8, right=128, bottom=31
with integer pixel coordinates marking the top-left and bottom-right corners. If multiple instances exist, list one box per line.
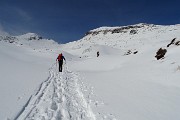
left=58, top=60, right=63, bottom=72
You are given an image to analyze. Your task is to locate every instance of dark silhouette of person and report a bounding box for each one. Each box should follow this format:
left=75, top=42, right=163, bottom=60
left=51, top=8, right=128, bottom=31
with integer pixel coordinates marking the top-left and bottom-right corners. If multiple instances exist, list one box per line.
left=56, top=53, right=66, bottom=72
left=97, top=51, right=100, bottom=57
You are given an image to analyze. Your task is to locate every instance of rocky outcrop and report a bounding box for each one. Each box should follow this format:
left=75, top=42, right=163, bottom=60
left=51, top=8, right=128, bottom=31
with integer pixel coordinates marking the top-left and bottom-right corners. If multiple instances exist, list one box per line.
left=85, top=23, right=153, bottom=36
left=155, top=48, right=167, bottom=60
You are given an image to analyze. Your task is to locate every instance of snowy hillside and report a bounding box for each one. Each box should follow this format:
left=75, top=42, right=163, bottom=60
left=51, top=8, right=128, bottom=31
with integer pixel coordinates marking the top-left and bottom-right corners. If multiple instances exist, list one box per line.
left=63, top=23, right=180, bottom=120
left=63, top=23, right=180, bottom=57
left=1, top=23, right=180, bottom=120
left=0, top=33, right=61, bottom=119
left=0, top=33, right=95, bottom=120
left=0, top=33, right=60, bottom=50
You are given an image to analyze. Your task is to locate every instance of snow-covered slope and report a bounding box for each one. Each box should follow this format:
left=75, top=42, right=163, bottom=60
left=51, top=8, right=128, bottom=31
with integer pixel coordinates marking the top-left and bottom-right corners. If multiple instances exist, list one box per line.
left=0, top=33, right=61, bottom=119
left=1, top=33, right=60, bottom=50
left=1, top=23, right=180, bottom=120
left=0, top=33, right=95, bottom=120
left=63, top=23, right=180, bottom=57
left=63, top=23, right=180, bottom=120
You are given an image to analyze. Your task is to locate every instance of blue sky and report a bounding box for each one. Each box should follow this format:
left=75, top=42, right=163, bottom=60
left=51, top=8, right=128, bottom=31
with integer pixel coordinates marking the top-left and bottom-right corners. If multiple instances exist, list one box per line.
left=0, top=0, right=180, bottom=43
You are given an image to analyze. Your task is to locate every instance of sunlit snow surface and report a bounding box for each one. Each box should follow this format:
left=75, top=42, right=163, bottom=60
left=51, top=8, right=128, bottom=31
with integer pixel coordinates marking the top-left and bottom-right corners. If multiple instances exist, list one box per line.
left=1, top=24, right=180, bottom=120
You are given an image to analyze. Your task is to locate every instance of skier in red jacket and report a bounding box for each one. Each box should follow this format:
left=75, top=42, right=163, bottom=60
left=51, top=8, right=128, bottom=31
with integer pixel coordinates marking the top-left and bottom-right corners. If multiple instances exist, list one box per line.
left=56, top=53, right=66, bottom=72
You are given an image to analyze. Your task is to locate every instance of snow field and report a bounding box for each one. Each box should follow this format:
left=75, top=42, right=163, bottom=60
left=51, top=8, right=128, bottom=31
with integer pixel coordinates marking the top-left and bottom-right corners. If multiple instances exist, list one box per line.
left=16, top=63, right=95, bottom=120
left=1, top=23, right=180, bottom=120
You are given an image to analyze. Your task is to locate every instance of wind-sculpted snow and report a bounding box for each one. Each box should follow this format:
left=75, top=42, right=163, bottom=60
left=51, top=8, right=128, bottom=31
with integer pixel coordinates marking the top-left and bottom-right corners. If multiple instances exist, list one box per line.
left=63, top=23, right=180, bottom=58
left=16, top=63, right=95, bottom=120
left=0, top=32, right=60, bottom=51
left=1, top=23, right=180, bottom=120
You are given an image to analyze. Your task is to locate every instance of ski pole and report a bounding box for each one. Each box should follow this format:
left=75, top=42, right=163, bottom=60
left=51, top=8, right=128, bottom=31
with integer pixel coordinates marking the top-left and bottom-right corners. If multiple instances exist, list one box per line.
left=56, top=61, right=58, bottom=72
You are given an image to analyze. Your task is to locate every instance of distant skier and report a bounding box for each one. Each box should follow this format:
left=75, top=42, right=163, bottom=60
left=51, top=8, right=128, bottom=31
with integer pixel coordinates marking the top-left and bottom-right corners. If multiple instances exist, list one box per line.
left=56, top=53, right=66, bottom=72
left=97, top=51, right=100, bottom=57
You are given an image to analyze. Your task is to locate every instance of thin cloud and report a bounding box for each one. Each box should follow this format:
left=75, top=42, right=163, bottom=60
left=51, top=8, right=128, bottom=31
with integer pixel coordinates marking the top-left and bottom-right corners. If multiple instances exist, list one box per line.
left=0, top=6, right=33, bottom=36
left=0, top=5, right=32, bottom=22
left=15, top=8, right=32, bottom=21
left=0, top=23, right=9, bottom=36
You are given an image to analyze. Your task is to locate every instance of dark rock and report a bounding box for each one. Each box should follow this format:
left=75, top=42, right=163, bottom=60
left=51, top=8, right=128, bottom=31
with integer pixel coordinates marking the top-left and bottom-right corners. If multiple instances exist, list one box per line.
left=125, top=50, right=132, bottom=55
left=133, top=51, right=138, bottom=54
left=130, top=30, right=137, bottom=35
left=175, top=41, right=180, bottom=46
left=85, top=24, right=145, bottom=36
left=38, top=36, right=43, bottom=40
left=9, top=40, right=14, bottom=43
left=155, top=48, right=167, bottom=60
left=167, top=38, right=176, bottom=47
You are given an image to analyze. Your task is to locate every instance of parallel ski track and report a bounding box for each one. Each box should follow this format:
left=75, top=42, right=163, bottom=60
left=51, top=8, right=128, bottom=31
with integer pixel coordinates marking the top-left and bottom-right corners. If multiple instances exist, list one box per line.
left=16, top=63, right=95, bottom=120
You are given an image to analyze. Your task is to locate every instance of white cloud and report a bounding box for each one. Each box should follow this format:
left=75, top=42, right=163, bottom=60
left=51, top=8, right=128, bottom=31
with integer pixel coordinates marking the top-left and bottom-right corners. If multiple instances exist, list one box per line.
left=0, top=23, right=9, bottom=36
left=15, top=8, right=32, bottom=21
left=0, top=6, right=32, bottom=36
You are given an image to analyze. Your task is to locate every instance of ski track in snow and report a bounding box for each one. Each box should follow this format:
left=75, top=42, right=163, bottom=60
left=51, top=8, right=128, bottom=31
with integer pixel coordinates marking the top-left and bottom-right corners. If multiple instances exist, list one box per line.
left=16, top=63, right=96, bottom=120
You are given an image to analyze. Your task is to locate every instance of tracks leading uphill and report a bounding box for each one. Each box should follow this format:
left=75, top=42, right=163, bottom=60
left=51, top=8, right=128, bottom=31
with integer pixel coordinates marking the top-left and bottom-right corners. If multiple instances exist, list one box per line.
left=16, top=64, right=96, bottom=120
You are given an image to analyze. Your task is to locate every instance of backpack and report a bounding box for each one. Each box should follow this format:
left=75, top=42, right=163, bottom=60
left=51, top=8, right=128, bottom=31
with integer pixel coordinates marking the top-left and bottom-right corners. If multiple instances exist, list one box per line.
left=57, top=54, right=62, bottom=61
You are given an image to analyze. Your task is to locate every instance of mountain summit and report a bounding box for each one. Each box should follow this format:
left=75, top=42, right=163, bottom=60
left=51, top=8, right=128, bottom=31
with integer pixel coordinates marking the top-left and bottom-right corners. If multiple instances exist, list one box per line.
left=16, top=33, right=43, bottom=41
left=63, top=23, right=180, bottom=58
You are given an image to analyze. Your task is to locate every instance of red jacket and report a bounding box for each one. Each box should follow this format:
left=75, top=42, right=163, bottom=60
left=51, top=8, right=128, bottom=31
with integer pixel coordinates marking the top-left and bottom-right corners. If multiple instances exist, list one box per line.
left=57, top=54, right=66, bottom=61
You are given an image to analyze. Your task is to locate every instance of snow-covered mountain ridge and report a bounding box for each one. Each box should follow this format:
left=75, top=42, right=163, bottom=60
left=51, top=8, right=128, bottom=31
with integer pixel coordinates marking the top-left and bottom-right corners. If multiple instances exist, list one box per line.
left=63, top=23, right=180, bottom=120
left=1, top=23, right=180, bottom=56
left=63, top=23, right=180, bottom=58
left=85, top=23, right=154, bottom=35
left=85, top=23, right=180, bottom=36
left=0, top=32, right=61, bottom=52
left=0, top=33, right=43, bottom=43
left=1, top=23, right=180, bottom=120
